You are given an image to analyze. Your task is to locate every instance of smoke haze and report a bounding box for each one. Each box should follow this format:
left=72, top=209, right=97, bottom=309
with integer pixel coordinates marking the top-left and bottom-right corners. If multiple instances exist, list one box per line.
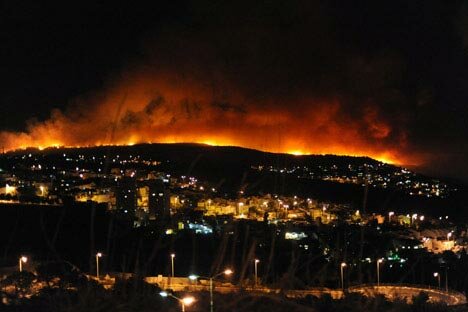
left=1, top=0, right=468, bottom=176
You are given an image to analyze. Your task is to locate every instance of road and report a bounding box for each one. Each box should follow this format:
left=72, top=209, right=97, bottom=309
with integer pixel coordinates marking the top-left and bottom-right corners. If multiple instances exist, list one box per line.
left=97, top=275, right=466, bottom=306
left=348, top=284, right=466, bottom=305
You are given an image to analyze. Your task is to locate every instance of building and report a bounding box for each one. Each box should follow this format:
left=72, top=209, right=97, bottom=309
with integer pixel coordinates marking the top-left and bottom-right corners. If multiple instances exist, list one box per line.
left=115, top=177, right=137, bottom=212
left=148, top=179, right=170, bottom=221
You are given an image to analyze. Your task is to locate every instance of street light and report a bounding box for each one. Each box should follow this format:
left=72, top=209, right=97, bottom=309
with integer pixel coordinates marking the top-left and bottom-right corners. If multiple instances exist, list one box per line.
left=96, top=252, right=102, bottom=279
left=377, top=259, right=383, bottom=287
left=189, top=268, right=232, bottom=312
left=254, top=259, right=260, bottom=287
left=434, top=272, right=441, bottom=289
left=210, top=269, right=232, bottom=312
left=171, top=253, right=176, bottom=278
left=19, top=256, right=27, bottom=272
left=181, top=296, right=195, bottom=308
left=237, top=202, right=244, bottom=216
left=340, top=262, right=346, bottom=291
left=160, top=291, right=195, bottom=312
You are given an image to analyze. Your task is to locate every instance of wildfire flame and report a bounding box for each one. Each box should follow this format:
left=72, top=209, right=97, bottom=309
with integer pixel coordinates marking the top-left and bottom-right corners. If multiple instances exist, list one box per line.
left=0, top=71, right=421, bottom=166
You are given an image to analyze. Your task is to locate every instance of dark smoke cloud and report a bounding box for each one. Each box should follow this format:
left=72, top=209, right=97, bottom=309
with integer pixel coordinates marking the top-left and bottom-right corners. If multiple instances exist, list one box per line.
left=1, top=0, right=468, bottom=177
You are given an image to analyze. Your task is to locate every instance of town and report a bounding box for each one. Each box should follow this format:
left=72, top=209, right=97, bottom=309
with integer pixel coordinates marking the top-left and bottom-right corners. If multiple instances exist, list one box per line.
left=0, top=145, right=465, bottom=284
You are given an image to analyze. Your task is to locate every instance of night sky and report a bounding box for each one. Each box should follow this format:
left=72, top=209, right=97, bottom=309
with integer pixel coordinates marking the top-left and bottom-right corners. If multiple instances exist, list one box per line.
left=1, top=1, right=468, bottom=179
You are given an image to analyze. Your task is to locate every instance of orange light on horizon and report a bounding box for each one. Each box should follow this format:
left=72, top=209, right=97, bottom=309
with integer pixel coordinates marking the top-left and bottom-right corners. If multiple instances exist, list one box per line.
left=0, top=136, right=412, bottom=165
left=289, top=150, right=308, bottom=156
left=0, top=83, right=422, bottom=167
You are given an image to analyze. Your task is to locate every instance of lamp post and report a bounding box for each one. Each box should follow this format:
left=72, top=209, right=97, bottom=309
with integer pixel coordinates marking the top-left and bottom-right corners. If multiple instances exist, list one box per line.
left=171, top=253, right=175, bottom=278
left=377, top=259, right=383, bottom=287
left=189, top=268, right=233, bottom=312
left=254, top=259, right=260, bottom=287
left=96, top=252, right=102, bottom=279
left=434, top=272, right=441, bottom=289
left=340, top=262, right=346, bottom=291
left=238, top=202, right=244, bottom=216
left=18, top=256, right=27, bottom=272
left=210, top=269, right=232, bottom=312
left=160, top=291, right=195, bottom=312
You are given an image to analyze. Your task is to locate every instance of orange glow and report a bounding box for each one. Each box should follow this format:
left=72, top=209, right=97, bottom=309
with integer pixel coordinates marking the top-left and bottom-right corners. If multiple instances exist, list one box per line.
left=0, top=71, right=424, bottom=166
left=289, top=150, right=308, bottom=156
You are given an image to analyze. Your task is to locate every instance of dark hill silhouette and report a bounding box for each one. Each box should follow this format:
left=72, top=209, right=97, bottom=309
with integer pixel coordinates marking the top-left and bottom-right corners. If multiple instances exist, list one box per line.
left=6, top=143, right=467, bottom=220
